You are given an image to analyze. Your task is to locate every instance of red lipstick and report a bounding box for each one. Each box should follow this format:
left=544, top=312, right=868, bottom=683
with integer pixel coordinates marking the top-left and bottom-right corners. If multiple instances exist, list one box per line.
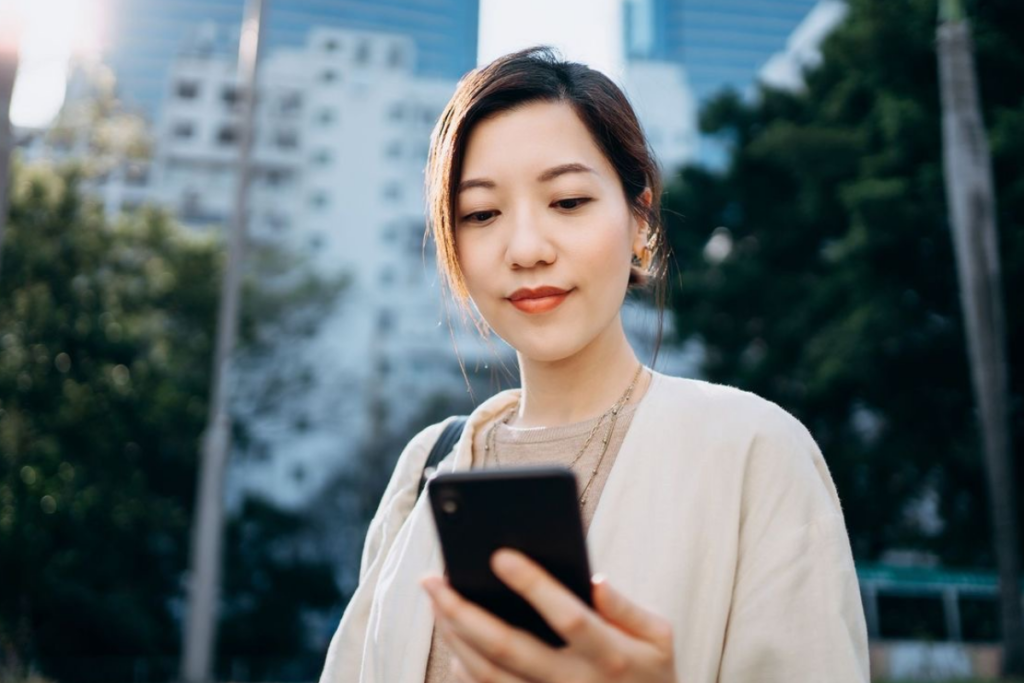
left=507, top=286, right=572, bottom=314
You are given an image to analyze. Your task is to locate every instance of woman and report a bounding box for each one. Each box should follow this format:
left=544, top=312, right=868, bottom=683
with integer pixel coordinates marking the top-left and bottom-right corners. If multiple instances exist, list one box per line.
left=320, top=47, right=869, bottom=683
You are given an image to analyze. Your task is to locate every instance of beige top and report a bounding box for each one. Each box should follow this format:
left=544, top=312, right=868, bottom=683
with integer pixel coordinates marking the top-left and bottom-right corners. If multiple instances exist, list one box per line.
left=424, top=402, right=641, bottom=683
left=319, top=372, right=870, bottom=683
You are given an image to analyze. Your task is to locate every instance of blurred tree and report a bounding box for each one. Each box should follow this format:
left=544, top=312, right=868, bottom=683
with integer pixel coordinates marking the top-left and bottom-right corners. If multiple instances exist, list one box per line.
left=216, top=497, right=340, bottom=682
left=664, top=0, right=1023, bottom=575
left=0, top=165, right=217, bottom=679
left=0, top=164, right=344, bottom=681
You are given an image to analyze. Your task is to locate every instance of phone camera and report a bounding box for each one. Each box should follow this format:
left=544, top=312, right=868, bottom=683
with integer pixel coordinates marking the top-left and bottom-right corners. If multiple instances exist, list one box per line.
left=437, top=489, right=461, bottom=519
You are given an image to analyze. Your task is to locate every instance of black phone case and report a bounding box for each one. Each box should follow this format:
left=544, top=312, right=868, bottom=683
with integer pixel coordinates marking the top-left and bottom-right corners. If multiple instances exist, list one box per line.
left=427, top=467, right=593, bottom=647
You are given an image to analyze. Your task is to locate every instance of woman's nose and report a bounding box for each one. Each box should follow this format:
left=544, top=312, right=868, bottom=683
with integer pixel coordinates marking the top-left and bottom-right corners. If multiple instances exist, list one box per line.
left=504, top=207, right=556, bottom=269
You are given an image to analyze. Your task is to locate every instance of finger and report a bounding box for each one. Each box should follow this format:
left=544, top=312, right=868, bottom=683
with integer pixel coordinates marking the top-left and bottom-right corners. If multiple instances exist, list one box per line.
left=422, top=576, right=561, bottom=681
left=490, top=549, right=619, bottom=660
left=592, top=574, right=674, bottom=649
left=436, top=619, right=528, bottom=683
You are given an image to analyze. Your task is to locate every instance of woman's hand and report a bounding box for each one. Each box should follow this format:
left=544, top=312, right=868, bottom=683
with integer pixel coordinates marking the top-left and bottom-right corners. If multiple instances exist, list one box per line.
left=421, top=548, right=678, bottom=683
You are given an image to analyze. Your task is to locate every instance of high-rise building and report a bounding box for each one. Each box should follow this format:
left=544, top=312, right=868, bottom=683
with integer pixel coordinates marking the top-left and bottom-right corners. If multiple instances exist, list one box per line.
left=104, top=0, right=478, bottom=116
left=625, top=0, right=820, bottom=102
left=147, top=24, right=481, bottom=508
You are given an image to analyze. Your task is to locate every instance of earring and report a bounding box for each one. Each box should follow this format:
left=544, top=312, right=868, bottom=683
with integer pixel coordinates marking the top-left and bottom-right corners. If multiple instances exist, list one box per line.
left=633, top=234, right=655, bottom=271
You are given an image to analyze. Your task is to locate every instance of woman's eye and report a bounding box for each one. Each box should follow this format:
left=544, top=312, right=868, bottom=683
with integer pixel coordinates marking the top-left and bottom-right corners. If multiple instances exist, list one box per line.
left=553, top=197, right=591, bottom=211
left=461, top=210, right=497, bottom=224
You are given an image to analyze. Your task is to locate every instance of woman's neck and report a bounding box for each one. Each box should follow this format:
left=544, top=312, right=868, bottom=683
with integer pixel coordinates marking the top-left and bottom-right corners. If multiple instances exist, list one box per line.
left=511, top=323, right=650, bottom=429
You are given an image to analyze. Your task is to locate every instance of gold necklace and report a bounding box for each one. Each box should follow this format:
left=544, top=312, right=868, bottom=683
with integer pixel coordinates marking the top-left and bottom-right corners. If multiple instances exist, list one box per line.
left=483, top=364, right=645, bottom=505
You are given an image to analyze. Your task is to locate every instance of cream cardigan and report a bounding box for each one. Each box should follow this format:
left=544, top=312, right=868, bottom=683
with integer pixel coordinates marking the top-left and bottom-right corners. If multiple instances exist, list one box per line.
left=320, top=371, right=870, bottom=683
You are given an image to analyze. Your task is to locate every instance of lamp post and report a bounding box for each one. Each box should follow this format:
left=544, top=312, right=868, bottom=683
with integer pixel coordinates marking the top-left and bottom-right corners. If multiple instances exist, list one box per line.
left=937, top=0, right=1023, bottom=674
left=180, top=0, right=267, bottom=681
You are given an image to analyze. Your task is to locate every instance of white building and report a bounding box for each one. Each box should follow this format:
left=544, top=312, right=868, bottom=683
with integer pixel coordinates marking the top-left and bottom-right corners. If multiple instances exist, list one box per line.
left=623, top=59, right=698, bottom=172
left=149, top=24, right=491, bottom=508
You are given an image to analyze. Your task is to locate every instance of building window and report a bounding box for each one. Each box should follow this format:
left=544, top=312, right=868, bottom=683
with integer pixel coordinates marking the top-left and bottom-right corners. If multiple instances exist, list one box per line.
left=274, top=129, right=299, bottom=149
left=309, top=191, right=328, bottom=209
left=181, top=189, right=202, bottom=219
left=388, top=44, right=405, bottom=69
left=172, top=121, right=195, bottom=140
left=355, top=40, right=371, bottom=65
left=216, top=125, right=239, bottom=146
left=388, top=103, right=404, bottom=122
left=323, top=37, right=340, bottom=52
left=278, top=91, right=302, bottom=116
left=221, top=85, right=241, bottom=109
left=379, top=266, right=395, bottom=286
left=376, top=308, right=394, bottom=334
left=317, top=108, right=336, bottom=126
left=265, top=169, right=291, bottom=187
left=312, top=149, right=332, bottom=166
left=265, top=211, right=290, bottom=232
left=320, top=69, right=339, bottom=84
left=175, top=81, right=199, bottom=99
left=384, top=183, right=402, bottom=201
left=385, top=140, right=402, bottom=159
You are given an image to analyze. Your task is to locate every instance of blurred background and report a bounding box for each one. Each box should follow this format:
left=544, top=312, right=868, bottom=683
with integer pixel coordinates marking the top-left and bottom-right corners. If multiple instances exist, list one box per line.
left=0, top=0, right=1021, bottom=681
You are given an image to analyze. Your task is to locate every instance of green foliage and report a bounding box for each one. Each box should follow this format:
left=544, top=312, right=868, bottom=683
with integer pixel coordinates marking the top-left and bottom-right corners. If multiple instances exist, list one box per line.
left=0, top=165, right=219, bottom=677
left=665, top=0, right=1023, bottom=565
left=217, top=497, right=340, bottom=681
left=0, top=164, right=343, bottom=681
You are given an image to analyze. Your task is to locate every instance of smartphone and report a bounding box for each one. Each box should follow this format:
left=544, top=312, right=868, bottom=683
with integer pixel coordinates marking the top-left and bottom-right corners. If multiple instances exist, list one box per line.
left=427, top=467, right=593, bottom=647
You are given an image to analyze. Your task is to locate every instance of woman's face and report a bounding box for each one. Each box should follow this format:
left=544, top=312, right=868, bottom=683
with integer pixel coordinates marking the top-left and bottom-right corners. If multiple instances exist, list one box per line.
left=454, top=100, right=648, bottom=363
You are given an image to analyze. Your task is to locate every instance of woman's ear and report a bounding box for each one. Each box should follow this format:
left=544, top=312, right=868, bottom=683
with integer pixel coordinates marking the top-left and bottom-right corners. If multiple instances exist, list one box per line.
left=632, top=187, right=654, bottom=257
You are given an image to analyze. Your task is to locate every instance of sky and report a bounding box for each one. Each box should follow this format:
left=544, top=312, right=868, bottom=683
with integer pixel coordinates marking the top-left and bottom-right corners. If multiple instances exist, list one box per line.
left=479, top=0, right=624, bottom=82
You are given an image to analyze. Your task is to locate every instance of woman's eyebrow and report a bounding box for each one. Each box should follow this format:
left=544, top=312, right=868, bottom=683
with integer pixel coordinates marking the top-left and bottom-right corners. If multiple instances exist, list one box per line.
left=457, top=177, right=496, bottom=193
left=537, top=162, right=596, bottom=182
left=458, top=162, right=597, bottom=194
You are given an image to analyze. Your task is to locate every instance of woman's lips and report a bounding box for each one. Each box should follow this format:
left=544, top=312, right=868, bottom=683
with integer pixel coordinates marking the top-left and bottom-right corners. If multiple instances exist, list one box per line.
left=508, top=290, right=571, bottom=314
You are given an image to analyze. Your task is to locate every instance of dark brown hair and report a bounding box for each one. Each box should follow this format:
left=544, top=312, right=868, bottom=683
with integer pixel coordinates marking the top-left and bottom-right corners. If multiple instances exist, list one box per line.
left=425, top=46, right=669, bottom=363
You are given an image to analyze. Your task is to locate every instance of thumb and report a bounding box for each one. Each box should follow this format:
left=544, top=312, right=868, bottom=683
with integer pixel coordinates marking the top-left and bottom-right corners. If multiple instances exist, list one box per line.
left=592, top=575, right=674, bottom=649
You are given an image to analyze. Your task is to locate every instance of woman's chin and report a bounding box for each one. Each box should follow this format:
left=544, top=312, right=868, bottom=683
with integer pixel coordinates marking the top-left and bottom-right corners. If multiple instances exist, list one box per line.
left=503, top=334, right=589, bottom=365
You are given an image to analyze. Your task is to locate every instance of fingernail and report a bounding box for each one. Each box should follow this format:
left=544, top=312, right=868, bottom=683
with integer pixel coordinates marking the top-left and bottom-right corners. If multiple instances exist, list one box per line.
left=491, top=548, right=523, bottom=575
left=592, top=573, right=607, bottom=586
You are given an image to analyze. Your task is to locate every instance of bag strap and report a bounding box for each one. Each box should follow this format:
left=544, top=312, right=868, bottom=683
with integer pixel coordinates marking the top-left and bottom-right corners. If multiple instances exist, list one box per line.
left=417, top=416, right=468, bottom=498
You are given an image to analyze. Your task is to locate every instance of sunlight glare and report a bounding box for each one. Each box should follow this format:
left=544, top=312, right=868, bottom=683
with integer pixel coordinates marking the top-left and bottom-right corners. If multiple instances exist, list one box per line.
left=6, top=0, right=109, bottom=128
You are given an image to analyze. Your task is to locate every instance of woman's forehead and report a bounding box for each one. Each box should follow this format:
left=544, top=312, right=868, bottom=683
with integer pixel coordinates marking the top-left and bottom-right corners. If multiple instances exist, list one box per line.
left=460, top=101, right=614, bottom=185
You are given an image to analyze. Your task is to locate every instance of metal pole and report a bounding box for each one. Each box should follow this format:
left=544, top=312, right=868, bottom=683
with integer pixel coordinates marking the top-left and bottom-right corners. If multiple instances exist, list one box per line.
left=937, top=0, right=1024, bottom=674
left=0, top=13, right=20, bottom=284
left=180, top=1, right=267, bottom=681
left=942, top=587, right=962, bottom=642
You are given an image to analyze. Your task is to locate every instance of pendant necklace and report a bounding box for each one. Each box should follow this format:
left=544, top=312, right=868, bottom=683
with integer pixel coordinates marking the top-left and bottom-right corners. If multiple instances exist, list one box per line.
left=483, top=363, right=645, bottom=506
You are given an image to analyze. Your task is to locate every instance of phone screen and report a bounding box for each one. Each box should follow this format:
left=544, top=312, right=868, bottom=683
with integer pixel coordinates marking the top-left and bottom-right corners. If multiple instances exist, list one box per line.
left=427, top=467, right=593, bottom=647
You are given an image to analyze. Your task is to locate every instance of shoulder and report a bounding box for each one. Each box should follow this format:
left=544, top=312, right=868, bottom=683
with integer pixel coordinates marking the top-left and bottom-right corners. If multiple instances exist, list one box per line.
left=377, top=416, right=463, bottom=506
left=651, top=374, right=837, bottom=509
left=653, top=374, right=813, bottom=444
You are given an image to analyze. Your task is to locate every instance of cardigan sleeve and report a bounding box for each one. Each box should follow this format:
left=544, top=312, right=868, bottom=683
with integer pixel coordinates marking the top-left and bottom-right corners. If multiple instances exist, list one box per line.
left=319, top=418, right=449, bottom=683
left=717, top=404, right=870, bottom=683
